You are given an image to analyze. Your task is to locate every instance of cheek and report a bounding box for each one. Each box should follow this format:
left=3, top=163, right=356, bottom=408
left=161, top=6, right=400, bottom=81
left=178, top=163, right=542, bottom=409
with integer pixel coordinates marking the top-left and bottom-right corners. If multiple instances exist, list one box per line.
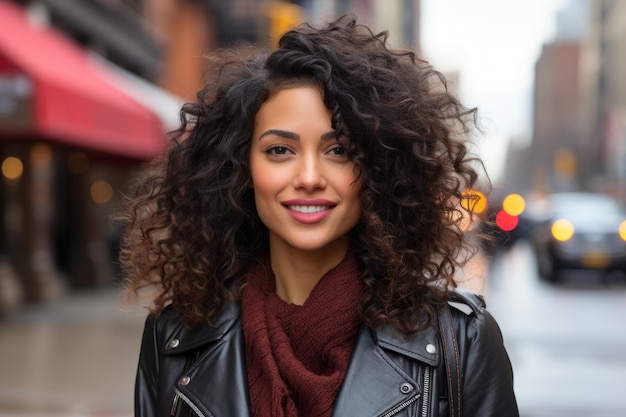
left=252, top=185, right=272, bottom=227
left=250, top=165, right=278, bottom=194
left=249, top=165, right=278, bottom=216
left=248, top=154, right=265, bottom=188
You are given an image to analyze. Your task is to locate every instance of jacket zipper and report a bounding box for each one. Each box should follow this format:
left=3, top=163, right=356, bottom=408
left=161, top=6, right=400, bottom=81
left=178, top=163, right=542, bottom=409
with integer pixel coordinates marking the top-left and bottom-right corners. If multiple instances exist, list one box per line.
left=381, top=394, right=420, bottom=417
left=421, top=367, right=432, bottom=417
left=171, top=388, right=206, bottom=417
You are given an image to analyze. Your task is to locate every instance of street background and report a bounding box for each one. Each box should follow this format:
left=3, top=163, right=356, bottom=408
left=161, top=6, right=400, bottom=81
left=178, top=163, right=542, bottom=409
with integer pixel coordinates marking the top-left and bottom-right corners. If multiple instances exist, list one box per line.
left=2, top=0, right=626, bottom=416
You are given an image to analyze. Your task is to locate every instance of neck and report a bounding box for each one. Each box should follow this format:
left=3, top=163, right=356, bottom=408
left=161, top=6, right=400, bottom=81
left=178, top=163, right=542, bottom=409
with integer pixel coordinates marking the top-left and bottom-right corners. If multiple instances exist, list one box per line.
left=269, top=238, right=350, bottom=305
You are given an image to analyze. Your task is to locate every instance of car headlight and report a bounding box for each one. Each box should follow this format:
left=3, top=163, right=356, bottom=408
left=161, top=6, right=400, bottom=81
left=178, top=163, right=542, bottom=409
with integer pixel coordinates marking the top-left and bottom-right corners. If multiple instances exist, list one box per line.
left=551, top=218, right=575, bottom=242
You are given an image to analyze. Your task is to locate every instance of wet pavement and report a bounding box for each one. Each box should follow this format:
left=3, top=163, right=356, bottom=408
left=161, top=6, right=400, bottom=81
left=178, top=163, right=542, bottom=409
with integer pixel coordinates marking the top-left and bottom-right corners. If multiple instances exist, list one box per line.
left=0, top=288, right=148, bottom=417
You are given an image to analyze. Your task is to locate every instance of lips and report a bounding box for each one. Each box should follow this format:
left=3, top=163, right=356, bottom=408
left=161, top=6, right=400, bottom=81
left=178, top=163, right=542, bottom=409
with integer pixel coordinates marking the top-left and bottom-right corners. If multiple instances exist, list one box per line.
left=282, top=199, right=336, bottom=224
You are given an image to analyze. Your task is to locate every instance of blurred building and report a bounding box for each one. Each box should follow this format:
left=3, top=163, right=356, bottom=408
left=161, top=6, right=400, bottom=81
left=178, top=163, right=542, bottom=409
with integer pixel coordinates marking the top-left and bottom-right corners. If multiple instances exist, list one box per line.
left=532, top=41, right=582, bottom=193
left=531, top=0, right=588, bottom=194
left=580, top=0, right=626, bottom=199
left=146, top=0, right=264, bottom=101
left=0, top=0, right=170, bottom=309
left=532, top=0, right=626, bottom=200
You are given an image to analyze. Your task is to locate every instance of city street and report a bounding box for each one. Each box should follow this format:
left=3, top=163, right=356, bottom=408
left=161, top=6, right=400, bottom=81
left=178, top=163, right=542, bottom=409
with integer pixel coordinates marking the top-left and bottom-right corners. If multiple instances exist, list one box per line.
left=1, top=0, right=624, bottom=416
left=0, top=289, right=146, bottom=417
left=486, top=241, right=626, bottom=417
left=0, top=241, right=625, bottom=416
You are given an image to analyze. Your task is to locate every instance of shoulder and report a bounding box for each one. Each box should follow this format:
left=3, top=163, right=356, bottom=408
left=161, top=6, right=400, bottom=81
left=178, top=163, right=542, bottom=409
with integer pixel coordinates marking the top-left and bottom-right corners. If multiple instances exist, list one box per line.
left=144, top=303, right=241, bottom=355
left=447, top=288, right=486, bottom=316
left=445, top=288, right=507, bottom=348
left=442, top=293, right=519, bottom=415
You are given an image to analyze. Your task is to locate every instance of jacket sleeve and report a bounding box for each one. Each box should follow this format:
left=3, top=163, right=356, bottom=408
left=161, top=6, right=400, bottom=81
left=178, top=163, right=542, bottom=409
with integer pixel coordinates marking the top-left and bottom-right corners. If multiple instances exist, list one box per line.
left=460, top=308, right=519, bottom=417
left=134, top=312, right=161, bottom=417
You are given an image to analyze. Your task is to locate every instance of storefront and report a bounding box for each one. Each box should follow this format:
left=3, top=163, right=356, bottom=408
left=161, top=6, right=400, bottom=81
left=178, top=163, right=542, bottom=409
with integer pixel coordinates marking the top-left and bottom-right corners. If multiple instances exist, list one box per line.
left=0, top=1, right=166, bottom=306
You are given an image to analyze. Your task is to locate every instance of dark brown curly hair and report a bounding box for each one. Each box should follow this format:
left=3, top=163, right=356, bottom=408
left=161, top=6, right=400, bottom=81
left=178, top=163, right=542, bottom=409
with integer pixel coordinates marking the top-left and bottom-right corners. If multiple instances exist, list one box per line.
left=119, top=15, right=485, bottom=335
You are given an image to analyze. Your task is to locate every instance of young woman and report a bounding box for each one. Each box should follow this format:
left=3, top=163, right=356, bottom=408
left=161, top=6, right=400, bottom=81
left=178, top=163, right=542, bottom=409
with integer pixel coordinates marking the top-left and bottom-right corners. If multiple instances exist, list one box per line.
left=120, top=15, right=519, bottom=417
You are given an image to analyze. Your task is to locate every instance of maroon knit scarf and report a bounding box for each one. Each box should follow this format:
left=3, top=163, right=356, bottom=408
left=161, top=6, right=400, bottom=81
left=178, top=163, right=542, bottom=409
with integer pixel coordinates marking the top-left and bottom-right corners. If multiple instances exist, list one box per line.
left=241, top=253, right=364, bottom=417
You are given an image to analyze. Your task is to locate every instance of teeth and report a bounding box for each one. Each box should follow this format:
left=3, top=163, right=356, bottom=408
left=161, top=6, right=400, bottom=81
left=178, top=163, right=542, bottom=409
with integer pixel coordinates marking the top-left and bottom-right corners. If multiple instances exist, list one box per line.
left=289, top=205, right=329, bottom=213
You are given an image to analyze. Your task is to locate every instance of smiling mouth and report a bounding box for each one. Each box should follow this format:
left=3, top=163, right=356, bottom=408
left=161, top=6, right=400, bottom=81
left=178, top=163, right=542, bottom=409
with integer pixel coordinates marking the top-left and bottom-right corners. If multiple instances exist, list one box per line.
left=287, top=205, right=333, bottom=213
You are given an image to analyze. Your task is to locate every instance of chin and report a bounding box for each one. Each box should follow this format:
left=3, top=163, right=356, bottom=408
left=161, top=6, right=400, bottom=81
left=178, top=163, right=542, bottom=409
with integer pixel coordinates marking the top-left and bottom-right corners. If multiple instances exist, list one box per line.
left=286, top=237, right=350, bottom=254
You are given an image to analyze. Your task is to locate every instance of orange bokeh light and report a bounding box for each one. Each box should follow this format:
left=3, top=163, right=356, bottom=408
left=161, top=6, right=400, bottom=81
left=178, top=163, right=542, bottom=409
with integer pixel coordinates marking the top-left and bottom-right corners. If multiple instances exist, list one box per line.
left=461, top=189, right=487, bottom=214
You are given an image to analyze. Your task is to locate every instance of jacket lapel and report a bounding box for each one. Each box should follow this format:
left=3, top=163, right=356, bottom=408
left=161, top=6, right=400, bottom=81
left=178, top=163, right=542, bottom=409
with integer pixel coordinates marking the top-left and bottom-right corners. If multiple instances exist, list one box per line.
left=163, top=303, right=252, bottom=417
left=332, top=323, right=440, bottom=417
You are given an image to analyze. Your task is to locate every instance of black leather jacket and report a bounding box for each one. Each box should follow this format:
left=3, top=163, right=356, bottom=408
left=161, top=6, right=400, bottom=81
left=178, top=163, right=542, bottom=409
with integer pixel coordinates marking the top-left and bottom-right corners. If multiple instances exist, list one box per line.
left=134, top=290, right=519, bottom=417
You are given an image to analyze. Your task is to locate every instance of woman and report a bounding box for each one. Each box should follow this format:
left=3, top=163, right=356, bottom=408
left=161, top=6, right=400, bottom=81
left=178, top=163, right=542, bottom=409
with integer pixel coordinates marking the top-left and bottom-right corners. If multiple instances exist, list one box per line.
left=120, top=15, right=519, bottom=417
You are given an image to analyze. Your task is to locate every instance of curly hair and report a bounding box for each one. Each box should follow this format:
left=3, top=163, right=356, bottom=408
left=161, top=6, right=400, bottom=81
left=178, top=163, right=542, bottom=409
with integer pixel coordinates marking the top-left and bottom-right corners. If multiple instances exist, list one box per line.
left=119, top=15, right=485, bottom=335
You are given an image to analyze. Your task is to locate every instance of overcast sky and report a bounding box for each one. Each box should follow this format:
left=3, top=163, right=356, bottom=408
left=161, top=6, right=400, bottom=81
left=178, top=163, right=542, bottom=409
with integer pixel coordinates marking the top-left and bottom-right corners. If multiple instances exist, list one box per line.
left=420, top=0, right=568, bottom=181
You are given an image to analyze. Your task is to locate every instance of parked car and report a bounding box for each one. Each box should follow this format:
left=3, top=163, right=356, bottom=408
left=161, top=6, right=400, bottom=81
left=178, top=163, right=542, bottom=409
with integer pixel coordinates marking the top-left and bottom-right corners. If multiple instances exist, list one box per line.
left=531, top=192, right=626, bottom=283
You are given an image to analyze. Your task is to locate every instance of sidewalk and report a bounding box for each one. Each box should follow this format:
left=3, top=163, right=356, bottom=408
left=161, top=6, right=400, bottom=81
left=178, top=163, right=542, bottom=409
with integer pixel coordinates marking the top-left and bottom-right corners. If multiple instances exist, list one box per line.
left=0, top=288, right=148, bottom=417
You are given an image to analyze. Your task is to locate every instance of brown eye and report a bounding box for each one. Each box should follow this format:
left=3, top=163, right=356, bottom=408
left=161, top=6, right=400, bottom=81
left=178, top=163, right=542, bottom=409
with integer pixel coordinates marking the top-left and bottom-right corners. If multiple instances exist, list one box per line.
left=267, top=146, right=289, bottom=155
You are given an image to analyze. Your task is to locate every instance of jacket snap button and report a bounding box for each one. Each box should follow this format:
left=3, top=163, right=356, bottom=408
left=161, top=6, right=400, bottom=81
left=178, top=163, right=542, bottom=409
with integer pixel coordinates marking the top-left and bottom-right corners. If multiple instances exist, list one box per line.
left=400, top=383, right=413, bottom=394
left=168, top=338, right=180, bottom=349
left=179, top=376, right=190, bottom=386
left=425, top=343, right=437, bottom=354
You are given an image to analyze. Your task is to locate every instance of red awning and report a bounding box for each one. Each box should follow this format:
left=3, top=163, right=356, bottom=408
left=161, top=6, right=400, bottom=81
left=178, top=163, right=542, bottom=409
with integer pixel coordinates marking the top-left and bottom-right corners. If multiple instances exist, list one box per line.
left=0, top=0, right=165, bottom=160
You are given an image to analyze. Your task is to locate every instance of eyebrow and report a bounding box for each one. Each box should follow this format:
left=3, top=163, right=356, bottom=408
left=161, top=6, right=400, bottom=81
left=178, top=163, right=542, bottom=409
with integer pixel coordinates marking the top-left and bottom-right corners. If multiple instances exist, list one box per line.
left=257, top=129, right=338, bottom=141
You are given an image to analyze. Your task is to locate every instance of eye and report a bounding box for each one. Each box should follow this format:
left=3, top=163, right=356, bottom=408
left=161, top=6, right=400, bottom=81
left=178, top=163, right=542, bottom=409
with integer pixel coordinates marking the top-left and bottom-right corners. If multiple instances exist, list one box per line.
left=328, top=145, right=347, bottom=157
left=266, top=145, right=290, bottom=155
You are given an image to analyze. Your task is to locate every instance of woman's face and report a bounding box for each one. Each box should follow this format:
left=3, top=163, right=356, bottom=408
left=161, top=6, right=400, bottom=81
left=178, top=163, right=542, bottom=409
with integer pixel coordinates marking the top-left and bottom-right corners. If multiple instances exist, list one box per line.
left=249, top=86, right=362, bottom=255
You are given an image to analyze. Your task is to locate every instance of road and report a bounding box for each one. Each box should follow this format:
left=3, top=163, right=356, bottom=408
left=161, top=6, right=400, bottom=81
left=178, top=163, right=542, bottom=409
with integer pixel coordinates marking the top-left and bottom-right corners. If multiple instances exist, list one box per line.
left=485, top=240, right=626, bottom=417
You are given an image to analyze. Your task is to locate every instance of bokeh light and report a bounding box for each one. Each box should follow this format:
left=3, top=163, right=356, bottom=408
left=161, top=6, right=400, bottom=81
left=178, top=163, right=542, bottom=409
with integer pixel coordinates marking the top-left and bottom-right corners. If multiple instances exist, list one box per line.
left=30, top=143, right=52, bottom=167
left=502, top=193, right=526, bottom=216
left=460, top=189, right=487, bottom=214
left=551, top=218, right=575, bottom=242
left=1, top=157, right=24, bottom=180
left=495, top=210, right=518, bottom=231
left=90, top=180, right=113, bottom=204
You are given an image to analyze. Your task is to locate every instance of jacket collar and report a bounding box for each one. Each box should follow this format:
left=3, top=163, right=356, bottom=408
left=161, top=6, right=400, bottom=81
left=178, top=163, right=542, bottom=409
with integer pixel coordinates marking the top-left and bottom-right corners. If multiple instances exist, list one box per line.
left=161, top=303, right=241, bottom=356
left=161, top=302, right=441, bottom=366
left=375, top=320, right=441, bottom=367
left=163, top=303, right=441, bottom=417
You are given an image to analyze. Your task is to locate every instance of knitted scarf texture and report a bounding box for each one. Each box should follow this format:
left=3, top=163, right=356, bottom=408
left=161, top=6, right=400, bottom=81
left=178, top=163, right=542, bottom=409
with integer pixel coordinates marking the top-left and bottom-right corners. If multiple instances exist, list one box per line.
left=241, top=253, right=364, bottom=417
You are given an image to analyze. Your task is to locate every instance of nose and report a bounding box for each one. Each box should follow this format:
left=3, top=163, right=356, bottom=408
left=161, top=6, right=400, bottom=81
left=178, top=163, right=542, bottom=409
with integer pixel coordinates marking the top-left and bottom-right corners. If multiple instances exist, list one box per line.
left=293, top=154, right=326, bottom=191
